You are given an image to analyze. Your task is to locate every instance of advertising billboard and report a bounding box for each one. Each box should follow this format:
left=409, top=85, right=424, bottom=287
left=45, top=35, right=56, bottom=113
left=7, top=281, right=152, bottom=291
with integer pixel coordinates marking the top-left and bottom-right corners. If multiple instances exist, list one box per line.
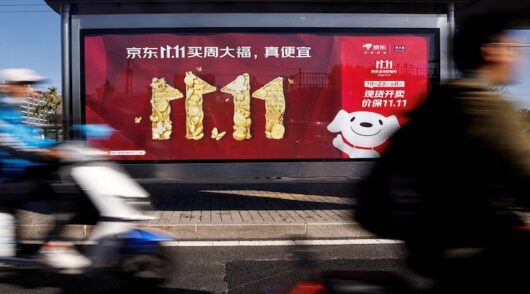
left=83, top=30, right=432, bottom=161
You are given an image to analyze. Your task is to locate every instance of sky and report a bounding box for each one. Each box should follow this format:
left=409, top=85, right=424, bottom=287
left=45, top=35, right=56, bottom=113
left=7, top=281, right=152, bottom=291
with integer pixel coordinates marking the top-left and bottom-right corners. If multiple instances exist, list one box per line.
left=506, top=30, right=530, bottom=108
left=0, top=0, right=529, bottom=107
left=0, top=0, right=61, bottom=91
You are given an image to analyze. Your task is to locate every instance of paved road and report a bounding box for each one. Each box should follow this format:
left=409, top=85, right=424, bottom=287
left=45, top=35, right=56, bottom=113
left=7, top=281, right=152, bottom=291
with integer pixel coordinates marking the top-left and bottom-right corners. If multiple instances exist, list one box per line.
left=0, top=241, right=431, bottom=293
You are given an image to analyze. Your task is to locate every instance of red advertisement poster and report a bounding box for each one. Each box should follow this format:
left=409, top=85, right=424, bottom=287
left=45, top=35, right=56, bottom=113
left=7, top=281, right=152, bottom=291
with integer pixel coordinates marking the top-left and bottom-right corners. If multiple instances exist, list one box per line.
left=83, top=32, right=429, bottom=161
left=336, top=36, right=428, bottom=158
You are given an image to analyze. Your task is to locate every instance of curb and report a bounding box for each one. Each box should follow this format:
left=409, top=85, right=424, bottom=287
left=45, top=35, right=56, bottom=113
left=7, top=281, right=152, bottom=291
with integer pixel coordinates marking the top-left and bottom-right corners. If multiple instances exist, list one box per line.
left=19, top=222, right=375, bottom=241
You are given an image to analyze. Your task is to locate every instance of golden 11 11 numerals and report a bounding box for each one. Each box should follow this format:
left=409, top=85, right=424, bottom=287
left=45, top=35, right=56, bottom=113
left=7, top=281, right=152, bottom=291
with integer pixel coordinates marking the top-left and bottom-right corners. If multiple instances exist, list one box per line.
left=149, top=72, right=286, bottom=141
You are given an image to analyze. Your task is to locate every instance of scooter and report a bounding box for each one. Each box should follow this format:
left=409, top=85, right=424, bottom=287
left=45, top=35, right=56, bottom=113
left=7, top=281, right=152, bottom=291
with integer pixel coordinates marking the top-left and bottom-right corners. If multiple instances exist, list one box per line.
left=288, top=226, right=530, bottom=294
left=286, top=244, right=414, bottom=294
left=0, top=139, right=177, bottom=286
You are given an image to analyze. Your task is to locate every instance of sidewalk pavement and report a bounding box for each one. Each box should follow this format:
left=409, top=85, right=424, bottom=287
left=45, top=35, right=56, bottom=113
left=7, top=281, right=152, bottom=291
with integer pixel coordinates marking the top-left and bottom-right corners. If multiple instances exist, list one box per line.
left=18, top=181, right=375, bottom=241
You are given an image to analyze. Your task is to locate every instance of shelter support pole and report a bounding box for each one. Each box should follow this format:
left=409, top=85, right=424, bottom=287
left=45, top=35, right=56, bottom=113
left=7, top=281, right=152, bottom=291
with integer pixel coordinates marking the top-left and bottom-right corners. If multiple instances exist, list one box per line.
left=61, top=4, right=71, bottom=139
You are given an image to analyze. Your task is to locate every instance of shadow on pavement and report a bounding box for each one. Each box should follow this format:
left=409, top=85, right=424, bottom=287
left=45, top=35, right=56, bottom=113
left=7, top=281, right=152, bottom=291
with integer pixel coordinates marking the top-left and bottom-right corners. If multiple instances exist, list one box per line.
left=146, top=183, right=355, bottom=211
left=145, top=182, right=357, bottom=198
left=20, top=182, right=357, bottom=214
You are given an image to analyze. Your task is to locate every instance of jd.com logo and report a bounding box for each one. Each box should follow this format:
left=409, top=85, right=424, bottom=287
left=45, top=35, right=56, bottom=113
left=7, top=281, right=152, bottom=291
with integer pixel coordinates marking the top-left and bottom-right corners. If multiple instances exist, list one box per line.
left=362, top=43, right=388, bottom=54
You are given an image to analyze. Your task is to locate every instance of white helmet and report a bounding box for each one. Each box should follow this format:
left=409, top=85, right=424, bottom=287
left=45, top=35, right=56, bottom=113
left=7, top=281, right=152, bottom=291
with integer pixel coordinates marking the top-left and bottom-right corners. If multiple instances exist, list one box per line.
left=0, top=68, right=45, bottom=84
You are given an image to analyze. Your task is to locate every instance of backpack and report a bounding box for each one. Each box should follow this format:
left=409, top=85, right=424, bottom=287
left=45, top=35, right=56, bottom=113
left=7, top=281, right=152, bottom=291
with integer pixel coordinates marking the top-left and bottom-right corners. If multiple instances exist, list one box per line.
left=355, top=114, right=426, bottom=240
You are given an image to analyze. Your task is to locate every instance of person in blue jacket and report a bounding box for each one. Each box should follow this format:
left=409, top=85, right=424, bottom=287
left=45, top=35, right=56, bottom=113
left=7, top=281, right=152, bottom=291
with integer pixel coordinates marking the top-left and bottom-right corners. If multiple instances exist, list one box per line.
left=0, top=68, right=58, bottom=181
left=0, top=68, right=90, bottom=270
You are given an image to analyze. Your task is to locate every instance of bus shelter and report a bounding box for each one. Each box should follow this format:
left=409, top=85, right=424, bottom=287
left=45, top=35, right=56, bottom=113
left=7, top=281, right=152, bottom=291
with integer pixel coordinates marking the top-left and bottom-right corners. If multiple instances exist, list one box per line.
left=43, top=0, right=529, bottom=181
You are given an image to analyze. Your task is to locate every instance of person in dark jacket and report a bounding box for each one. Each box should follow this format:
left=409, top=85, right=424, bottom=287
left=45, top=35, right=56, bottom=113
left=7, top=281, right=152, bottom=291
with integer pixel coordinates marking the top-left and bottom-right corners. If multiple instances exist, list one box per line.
left=358, top=13, right=530, bottom=292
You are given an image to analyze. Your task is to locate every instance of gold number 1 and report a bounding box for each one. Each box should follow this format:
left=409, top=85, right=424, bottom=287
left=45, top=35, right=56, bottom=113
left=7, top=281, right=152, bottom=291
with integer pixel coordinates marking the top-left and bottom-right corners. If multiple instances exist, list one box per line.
left=221, top=73, right=252, bottom=141
left=252, top=77, right=286, bottom=140
left=184, top=71, right=216, bottom=140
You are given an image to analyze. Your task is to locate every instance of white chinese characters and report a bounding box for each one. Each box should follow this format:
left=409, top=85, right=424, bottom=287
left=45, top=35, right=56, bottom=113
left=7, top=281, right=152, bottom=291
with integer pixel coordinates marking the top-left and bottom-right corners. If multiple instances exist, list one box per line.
left=126, top=46, right=311, bottom=59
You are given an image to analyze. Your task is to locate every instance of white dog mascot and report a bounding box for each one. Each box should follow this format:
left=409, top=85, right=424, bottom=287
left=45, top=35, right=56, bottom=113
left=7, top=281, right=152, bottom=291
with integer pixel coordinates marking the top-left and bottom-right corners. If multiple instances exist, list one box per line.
left=327, top=110, right=400, bottom=158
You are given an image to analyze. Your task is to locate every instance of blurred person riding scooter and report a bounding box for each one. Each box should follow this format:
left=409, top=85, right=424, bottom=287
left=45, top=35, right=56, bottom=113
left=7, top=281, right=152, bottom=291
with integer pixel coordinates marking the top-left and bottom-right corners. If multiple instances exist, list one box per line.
left=0, top=68, right=91, bottom=270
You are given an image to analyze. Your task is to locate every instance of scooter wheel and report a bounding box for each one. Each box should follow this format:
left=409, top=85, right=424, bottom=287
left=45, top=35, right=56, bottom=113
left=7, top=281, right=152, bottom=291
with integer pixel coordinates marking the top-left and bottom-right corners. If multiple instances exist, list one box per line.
left=120, top=248, right=173, bottom=287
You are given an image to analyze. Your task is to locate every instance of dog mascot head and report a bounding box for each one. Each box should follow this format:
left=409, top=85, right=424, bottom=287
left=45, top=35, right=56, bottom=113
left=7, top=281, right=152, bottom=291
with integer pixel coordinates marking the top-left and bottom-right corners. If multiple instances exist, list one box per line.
left=328, top=110, right=400, bottom=155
